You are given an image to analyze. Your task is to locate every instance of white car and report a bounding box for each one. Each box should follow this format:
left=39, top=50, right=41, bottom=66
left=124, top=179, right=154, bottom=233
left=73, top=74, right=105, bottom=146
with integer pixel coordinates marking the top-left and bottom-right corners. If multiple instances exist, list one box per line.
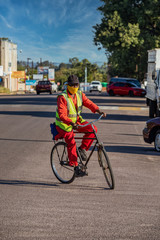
left=89, top=81, right=102, bottom=93
left=51, top=82, right=58, bottom=92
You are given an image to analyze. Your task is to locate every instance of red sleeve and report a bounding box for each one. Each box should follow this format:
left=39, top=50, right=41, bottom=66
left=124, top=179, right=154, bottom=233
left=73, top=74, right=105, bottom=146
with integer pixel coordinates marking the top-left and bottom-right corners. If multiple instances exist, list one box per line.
left=82, top=92, right=99, bottom=113
left=57, top=95, right=72, bottom=125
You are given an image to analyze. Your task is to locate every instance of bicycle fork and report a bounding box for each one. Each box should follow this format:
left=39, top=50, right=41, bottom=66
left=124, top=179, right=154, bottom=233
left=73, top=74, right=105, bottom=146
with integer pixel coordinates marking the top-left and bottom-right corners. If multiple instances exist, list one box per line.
left=97, top=143, right=103, bottom=168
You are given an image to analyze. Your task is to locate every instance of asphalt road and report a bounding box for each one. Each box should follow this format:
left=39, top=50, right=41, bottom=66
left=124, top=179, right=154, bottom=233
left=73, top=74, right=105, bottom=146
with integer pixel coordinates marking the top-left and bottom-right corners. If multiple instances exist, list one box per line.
left=0, top=93, right=160, bottom=240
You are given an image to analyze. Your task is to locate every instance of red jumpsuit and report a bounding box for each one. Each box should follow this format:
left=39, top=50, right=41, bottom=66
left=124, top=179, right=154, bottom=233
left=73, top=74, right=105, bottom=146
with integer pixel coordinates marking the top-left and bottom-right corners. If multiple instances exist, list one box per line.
left=55, top=90, right=99, bottom=166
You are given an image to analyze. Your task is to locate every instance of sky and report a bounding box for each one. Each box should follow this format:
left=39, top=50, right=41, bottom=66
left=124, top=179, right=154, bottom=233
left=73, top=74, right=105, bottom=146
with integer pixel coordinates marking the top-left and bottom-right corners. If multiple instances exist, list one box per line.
left=0, top=0, right=107, bottom=65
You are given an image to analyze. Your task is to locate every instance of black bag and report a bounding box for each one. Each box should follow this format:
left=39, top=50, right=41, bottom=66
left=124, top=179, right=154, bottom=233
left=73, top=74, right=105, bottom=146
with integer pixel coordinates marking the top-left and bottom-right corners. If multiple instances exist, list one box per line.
left=50, top=122, right=59, bottom=140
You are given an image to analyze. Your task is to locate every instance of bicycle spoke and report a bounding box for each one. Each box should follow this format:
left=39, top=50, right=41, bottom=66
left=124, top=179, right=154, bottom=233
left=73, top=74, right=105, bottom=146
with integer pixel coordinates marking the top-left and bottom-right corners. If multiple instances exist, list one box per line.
left=50, top=142, right=75, bottom=184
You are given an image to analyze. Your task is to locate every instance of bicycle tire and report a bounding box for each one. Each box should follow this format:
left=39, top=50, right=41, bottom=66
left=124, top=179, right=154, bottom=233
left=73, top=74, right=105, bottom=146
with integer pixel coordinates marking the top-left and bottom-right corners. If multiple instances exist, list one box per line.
left=50, top=141, right=75, bottom=184
left=98, top=147, right=115, bottom=189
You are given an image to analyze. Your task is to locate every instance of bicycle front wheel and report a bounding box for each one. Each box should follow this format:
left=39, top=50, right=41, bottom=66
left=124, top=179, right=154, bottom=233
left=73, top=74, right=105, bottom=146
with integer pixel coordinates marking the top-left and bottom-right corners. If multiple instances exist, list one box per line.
left=50, top=141, right=75, bottom=184
left=98, top=147, right=115, bottom=189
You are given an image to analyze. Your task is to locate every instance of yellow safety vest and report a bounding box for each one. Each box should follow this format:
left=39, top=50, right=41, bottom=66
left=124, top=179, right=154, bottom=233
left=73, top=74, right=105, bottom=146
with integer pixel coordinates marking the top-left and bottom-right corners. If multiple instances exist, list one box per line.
left=55, top=90, right=85, bottom=132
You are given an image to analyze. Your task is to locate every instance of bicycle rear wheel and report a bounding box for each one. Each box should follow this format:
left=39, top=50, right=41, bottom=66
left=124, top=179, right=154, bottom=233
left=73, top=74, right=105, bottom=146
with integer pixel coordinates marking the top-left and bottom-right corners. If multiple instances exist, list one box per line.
left=98, top=147, right=115, bottom=189
left=50, top=141, right=75, bottom=184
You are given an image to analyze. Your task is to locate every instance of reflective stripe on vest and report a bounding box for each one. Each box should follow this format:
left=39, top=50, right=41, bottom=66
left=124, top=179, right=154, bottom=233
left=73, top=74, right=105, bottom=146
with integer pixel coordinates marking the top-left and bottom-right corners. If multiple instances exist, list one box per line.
left=55, top=90, right=85, bottom=132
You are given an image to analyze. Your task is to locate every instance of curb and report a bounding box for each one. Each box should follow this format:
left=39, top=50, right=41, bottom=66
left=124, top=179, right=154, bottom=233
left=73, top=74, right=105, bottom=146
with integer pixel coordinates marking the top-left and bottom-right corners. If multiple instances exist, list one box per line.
left=100, top=106, right=148, bottom=111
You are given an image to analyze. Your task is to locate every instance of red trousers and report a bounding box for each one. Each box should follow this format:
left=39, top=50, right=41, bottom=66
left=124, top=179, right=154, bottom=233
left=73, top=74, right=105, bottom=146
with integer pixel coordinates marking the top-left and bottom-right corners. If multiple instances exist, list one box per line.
left=55, top=121, right=97, bottom=166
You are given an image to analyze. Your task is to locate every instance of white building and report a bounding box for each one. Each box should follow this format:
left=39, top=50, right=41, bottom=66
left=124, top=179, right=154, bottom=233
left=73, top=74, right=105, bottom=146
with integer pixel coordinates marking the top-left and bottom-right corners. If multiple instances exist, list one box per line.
left=0, top=38, right=17, bottom=91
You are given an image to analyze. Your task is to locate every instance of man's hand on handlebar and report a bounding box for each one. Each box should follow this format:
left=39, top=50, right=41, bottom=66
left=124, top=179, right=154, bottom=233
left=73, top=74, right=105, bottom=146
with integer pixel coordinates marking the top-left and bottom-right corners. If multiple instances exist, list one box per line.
left=96, top=109, right=106, bottom=118
left=70, top=122, right=79, bottom=130
left=70, top=109, right=106, bottom=130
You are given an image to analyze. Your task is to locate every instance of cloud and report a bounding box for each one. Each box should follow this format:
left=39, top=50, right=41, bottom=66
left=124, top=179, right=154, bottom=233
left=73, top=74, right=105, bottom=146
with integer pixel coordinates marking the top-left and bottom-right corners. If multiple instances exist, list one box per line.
left=43, top=25, right=107, bottom=63
left=22, top=0, right=97, bottom=27
left=0, top=14, right=14, bottom=29
left=17, top=13, right=107, bottom=64
left=0, top=0, right=107, bottom=64
left=23, top=0, right=69, bottom=27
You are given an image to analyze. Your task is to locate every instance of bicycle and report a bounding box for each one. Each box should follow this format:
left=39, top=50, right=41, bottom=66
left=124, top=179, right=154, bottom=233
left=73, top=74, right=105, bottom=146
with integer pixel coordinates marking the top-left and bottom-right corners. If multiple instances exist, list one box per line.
left=50, top=115, right=115, bottom=189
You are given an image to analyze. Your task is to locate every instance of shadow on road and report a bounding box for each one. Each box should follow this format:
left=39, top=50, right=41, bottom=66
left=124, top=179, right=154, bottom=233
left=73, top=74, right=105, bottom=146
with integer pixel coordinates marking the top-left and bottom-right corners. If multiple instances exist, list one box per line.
left=0, top=95, right=58, bottom=106
left=0, top=110, right=150, bottom=122
left=88, top=95, right=146, bottom=105
left=0, top=179, right=58, bottom=187
left=0, top=94, right=146, bottom=108
left=0, top=137, right=53, bottom=143
left=117, top=133, right=143, bottom=136
left=104, top=145, right=160, bottom=156
left=1, top=137, right=157, bottom=157
left=106, top=114, right=149, bottom=122
left=0, top=110, right=56, bottom=118
left=0, top=179, right=110, bottom=191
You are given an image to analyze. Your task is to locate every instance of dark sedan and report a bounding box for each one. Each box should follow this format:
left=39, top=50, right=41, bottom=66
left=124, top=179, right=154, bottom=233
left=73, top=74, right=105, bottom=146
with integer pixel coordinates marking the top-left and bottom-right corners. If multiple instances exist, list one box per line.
left=107, top=82, right=146, bottom=97
left=143, top=117, right=160, bottom=151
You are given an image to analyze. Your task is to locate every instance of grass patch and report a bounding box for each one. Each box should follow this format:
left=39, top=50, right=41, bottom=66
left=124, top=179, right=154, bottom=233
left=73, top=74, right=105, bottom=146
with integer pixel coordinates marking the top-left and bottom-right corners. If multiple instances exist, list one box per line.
left=0, top=86, right=10, bottom=94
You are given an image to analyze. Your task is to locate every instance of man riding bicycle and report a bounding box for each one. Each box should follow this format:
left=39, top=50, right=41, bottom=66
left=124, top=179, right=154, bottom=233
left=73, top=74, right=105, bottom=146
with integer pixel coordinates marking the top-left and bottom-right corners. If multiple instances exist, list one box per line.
left=55, top=75, right=106, bottom=176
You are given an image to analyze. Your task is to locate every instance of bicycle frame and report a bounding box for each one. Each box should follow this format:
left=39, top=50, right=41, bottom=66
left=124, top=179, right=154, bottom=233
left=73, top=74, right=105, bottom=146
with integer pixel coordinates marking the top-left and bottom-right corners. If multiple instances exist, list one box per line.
left=74, top=114, right=103, bottom=168
left=50, top=114, right=114, bottom=188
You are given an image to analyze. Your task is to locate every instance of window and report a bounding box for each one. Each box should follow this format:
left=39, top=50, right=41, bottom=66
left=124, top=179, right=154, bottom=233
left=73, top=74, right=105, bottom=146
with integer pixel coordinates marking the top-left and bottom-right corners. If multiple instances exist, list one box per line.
left=92, top=81, right=100, bottom=85
left=110, top=78, right=141, bottom=87
left=114, top=82, right=125, bottom=87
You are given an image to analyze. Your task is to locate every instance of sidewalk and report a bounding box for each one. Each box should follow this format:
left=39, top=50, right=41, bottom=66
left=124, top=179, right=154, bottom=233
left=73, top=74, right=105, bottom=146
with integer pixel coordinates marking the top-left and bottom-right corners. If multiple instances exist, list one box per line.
left=0, top=90, right=34, bottom=96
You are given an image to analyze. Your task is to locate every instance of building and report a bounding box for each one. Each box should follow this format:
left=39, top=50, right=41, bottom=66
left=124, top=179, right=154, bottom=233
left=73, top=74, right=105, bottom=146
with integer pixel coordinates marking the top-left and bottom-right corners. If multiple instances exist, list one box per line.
left=0, top=38, right=17, bottom=91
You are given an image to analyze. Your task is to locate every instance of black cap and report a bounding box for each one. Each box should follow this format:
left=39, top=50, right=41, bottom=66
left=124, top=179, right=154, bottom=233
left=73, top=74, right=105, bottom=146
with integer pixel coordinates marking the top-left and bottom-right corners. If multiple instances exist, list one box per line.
left=67, top=75, right=79, bottom=85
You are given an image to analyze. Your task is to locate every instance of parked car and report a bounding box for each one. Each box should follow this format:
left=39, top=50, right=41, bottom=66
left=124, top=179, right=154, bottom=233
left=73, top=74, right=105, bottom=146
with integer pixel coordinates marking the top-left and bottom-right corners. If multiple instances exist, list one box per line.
left=80, top=82, right=90, bottom=92
left=109, top=77, right=141, bottom=87
left=89, top=81, right=102, bottom=93
left=143, top=117, right=160, bottom=151
left=51, top=82, right=58, bottom=92
left=36, top=80, right=52, bottom=95
left=107, top=82, right=146, bottom=97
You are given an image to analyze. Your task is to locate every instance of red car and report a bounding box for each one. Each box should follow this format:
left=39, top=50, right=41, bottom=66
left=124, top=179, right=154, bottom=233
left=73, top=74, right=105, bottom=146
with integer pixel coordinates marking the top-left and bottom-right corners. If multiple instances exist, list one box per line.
left=36, top=80, right=52, bottom=95
left=107, top=82, right=146, bottom=97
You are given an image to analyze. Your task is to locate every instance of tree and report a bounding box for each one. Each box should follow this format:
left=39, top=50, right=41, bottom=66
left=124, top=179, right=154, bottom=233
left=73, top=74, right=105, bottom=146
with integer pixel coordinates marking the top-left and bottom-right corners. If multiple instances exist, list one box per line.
left=93, top=0, right=160, bottom=81
left=59, top=63, right=68, bottom=69
left=69, top=57, right=79, bottom=67
left=17, top=61, right=26, bottom=71
left=16, top=57, right=108, bottom=84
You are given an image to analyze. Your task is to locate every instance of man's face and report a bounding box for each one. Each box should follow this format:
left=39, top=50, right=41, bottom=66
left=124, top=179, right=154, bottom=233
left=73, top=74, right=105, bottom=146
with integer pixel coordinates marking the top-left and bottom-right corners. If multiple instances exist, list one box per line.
left=67, top=83, right=79, bottom=94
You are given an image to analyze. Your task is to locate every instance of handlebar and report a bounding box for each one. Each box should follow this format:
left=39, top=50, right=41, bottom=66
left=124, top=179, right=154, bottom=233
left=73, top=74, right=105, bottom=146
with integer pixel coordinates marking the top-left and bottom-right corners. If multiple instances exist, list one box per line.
left=77, top=114, right=103, bottom=128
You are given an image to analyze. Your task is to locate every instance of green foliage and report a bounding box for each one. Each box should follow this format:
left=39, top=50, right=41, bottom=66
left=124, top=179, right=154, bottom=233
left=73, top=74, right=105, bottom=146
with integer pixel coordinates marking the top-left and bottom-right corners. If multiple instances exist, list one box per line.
left=0, top=37, right=10, bottom=41
left=17, top=58, right=108, bottom=85
left=17, top=64, right=25, bottom=71
left=0, top=86, right=10, bottom=94
left=93, top=0, right=160, bottom=81
left=55, top=57, right=106, bottom=84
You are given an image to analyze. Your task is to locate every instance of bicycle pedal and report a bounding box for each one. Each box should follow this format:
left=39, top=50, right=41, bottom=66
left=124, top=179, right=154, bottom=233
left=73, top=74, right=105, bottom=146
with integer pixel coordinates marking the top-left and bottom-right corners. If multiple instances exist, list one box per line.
left=75, top=171, right=88, bottom=178
left=74, top=166, right=88, bottom=177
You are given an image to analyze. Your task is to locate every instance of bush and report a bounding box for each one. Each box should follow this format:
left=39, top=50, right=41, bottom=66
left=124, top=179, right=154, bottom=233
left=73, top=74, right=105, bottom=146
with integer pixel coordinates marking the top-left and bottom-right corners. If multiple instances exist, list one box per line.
left=0, top=86, right=10, bottom=94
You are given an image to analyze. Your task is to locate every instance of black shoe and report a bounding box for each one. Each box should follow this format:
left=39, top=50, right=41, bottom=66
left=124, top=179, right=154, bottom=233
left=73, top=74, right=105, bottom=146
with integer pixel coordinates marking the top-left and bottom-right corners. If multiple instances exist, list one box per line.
left=74, top=166, right=87, bottom=177
left=78, top=147, right=87, bottom=161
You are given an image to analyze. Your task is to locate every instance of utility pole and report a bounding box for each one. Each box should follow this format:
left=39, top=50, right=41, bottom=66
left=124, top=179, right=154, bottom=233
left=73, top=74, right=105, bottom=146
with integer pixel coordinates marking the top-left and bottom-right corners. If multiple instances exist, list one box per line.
left=8, top=42, right=12, bottom=92
left=85, top=67, right=87, bottom=92
left=27, top=58, right=31, bottom=79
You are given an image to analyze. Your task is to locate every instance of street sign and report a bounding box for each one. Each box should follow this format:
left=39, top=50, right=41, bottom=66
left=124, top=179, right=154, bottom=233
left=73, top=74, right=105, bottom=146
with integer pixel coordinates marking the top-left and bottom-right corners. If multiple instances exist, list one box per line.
left=11, top=71, right=26, bottom=78
left=48, top=68, right=55, bottom=80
